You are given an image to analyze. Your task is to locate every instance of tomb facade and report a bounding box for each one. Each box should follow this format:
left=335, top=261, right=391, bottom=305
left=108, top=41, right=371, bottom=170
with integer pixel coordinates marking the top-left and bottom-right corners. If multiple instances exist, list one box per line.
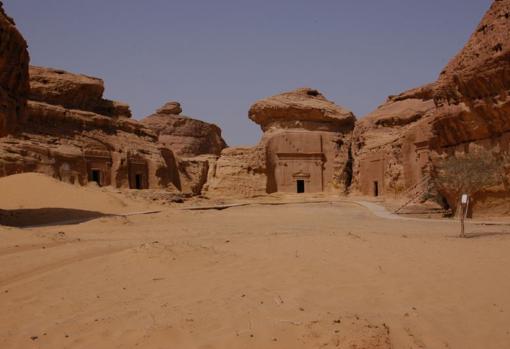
left=206, top=88, right=356, bottom=196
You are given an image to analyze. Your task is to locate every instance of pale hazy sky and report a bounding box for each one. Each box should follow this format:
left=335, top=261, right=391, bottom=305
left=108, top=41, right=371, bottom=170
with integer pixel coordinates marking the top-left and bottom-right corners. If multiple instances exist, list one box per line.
left=5, top=0, right=492, bottom=145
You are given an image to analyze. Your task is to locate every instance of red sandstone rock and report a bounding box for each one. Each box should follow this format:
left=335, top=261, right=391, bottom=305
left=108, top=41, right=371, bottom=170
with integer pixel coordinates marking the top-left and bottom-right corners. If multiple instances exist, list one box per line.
left=249, top=88, right=355, bottom=132
left=352, top=0, right=510, bottom=216
left=351, top=84, right=437, bottom=198
left=0, top=2, right=29, bottom=136
left=0, top=65, right=179, bottom=191
left=205, top=146, right=268, bottom=197
left=156, top=101, right=182, bottom=115
left=29, top=66, right=132, bottom=118
left=427, top=0, right=510, bottom=214
left=207, top=88, right=355, bottom=197
left=141, top=101, right=227, bottom=157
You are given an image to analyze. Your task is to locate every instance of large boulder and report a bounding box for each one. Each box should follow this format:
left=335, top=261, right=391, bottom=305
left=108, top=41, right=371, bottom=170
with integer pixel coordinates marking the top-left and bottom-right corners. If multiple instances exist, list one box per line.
left=141, top=101, right=227, bottom=157
left=0, top=2, right=29, bottom=136
left=249, top=87, right=355, bottom=132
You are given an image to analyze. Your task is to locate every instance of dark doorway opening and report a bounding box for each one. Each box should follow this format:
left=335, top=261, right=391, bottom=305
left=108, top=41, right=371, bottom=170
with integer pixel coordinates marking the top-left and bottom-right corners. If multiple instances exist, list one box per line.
left=91, top=170, right=101, bottom=186
left=373, top=181, right=379, bottom=197
left=135, top=174, right=143, bottom=190
left=297, top=180, right=305, bottom=194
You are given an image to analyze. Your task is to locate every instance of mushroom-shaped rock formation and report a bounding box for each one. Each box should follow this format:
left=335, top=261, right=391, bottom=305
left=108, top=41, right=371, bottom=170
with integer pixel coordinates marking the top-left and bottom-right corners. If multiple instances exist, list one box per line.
left=206, top=88, right=356, bottom=197
left=141, top=101, right=227, bottom=157
left=249, top=88, right=356, bottom=132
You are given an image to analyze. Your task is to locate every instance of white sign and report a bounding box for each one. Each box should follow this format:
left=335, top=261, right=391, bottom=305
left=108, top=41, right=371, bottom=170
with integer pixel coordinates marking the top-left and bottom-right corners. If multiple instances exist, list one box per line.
left=461, top=194, right=469, bottom=204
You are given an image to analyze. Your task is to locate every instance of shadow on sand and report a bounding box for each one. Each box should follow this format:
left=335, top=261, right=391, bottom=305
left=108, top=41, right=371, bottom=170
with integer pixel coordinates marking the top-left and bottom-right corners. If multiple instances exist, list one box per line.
left=465, top=231, right=510, bottom=239
left=0, top=208, right=111, bottom=228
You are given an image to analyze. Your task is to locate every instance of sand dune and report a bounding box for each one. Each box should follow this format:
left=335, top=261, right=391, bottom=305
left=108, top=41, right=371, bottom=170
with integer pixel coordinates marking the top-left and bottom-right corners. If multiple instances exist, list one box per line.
left=0, top=173, right=128, bottom=211
left=0, top=173, right=157, bottom=227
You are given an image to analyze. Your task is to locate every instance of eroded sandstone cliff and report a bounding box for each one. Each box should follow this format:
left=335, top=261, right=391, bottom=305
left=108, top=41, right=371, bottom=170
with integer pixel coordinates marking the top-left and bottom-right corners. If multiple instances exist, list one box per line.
left=352, top=0, right=510, bottom=215
left=0, top=2, right=29, bottom=137
left=30, top=66, right=131, bottom=118
left=0, top=66, right=179, bottom=190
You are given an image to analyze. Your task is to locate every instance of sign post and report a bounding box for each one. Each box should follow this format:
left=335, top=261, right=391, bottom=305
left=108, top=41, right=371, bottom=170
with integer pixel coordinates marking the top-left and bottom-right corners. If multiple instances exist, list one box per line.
left=460, top=194, right=469, bottom=238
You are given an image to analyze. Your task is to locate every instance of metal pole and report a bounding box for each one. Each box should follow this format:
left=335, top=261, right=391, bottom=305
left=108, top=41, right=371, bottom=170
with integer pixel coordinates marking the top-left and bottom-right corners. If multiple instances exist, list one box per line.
left=460, top=206, right=465, bottom=238
left=460, top=195, right=469, bottom=238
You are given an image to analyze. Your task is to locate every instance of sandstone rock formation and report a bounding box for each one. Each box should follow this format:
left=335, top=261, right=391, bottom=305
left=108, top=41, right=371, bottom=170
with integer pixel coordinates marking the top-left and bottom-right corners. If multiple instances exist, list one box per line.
left=205, top=146, right=268, bottom=197
left=29, top=66, right=131, bottom=118
left=249, top=87, right=355, bottom=132
left=430, top=0, right=510, bottom=214
left=352, top=0, right=510, bottom=215
left=0, top=2, right=222, bottom=198
left=351, top=85, right=437, bottom=198
left=0, top=66, right=180, bottom=190
left=0, top=2, right=29, bottom=137
left=206, top=88, right=356, bottom=197
left=142, top=101, right=227, bottom=157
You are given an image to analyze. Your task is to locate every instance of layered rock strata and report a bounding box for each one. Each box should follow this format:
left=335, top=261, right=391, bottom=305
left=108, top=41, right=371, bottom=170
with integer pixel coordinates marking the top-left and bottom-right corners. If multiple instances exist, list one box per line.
left=0, top=66, right=178, bottom=190
left=352, top=0, right=510, bottom=215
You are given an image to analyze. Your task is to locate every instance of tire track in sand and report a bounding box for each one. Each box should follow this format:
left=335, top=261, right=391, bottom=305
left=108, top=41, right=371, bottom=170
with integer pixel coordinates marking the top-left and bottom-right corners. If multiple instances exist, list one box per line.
left=0, top=245, right=132, bottom=288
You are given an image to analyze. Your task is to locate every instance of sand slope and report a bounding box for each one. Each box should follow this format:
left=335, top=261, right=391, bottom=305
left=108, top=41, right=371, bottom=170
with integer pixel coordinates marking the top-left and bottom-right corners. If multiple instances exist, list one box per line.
left=0, top=173, right=154, bottom=227
left=0, top=173, right=127, bottom=211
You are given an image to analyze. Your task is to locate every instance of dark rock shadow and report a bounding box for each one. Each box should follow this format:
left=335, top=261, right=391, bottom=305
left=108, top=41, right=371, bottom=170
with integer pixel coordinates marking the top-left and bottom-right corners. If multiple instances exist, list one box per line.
left=0, top=208, right=111, bottom=228
left=465, top=231, right=510, bottom=239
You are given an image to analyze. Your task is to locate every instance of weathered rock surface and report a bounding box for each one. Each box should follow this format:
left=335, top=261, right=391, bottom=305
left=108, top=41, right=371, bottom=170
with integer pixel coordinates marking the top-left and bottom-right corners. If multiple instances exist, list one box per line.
left=205, top=146, right=268, bottom=197
left=0, top=2, right=29, bottom=136
left=249, top=88, right=356, bottom=132
left=29, top=66, right=132, bottom=118
left=429, top=0, right=510, bottom=214
left=0, top=65, right=181, bottom=191
left=1, top=61, right=221, bottom=196
left=177, top=155, right=216, bottom=196
left=142, top=101, right=227, bottom=157
left=352, top=0, right=510, bottom=216
left=207, top=88, right=356, bottom=197
left=351, top=84, right=437, bottom=197
left=156, top=101, right=182, bottom=115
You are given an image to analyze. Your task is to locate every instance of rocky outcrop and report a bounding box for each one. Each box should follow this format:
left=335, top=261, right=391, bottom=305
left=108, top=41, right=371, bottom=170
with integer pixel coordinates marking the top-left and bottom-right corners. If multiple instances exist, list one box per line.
left=205, top=146, right=268, bottom=197
left=351, top=84, right=437, bottom=197
left=428, top=0, right=510, bottom=215
left=431, top=0, right=510, bottom=148
left=0, top=66, right=179, bottom=190
left=352, top=0, right=510, bottom=216
left=142, top=101, right=227, bottom=157
left=0, top=2, right=29, bottom=136
left=29, top=66, right=132, bottom=118
left=249, top=87, right=356, bottom=132
left=207, top=88, right=356, bottom=197
left=177, top=155, right=216, bottom=196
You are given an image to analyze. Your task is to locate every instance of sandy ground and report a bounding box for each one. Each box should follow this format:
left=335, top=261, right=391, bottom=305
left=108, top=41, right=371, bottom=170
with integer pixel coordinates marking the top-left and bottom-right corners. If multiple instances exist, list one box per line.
left=1, top=174, right=510, bottom=348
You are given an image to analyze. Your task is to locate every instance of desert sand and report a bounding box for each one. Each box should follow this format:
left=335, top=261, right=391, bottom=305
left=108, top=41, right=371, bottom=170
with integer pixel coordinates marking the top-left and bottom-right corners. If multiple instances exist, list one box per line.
left=1, top=173, right=510, bottom=349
